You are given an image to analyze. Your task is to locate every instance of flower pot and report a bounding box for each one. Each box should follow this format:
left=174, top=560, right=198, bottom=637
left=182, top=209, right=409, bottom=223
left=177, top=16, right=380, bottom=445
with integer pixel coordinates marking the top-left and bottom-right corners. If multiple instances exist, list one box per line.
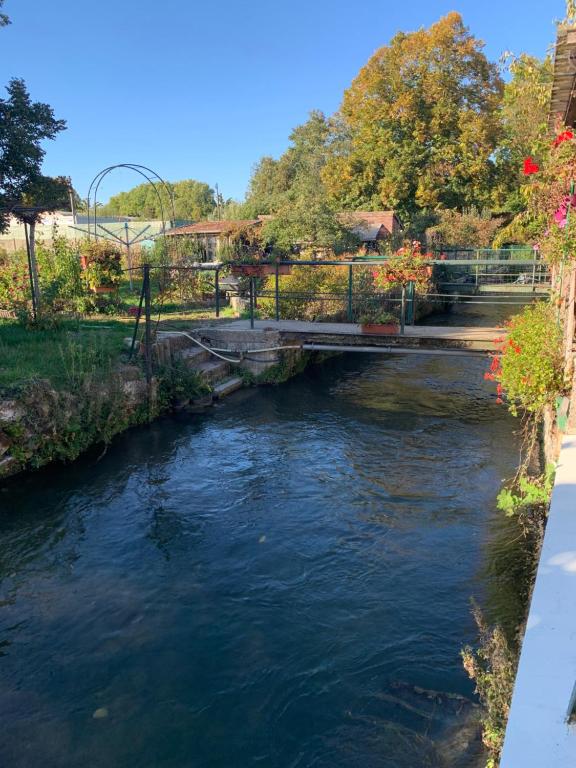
left=230, top=264, right=275, bottom=277
left=93, top=284, right=115, bottom=294
left=361, top=323, right=399, bottom=335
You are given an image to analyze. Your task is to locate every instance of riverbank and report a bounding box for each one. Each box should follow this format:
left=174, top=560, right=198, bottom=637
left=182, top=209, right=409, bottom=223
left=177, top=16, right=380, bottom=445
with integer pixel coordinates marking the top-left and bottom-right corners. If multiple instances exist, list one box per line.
left=0, top=318, right=324, bottom=480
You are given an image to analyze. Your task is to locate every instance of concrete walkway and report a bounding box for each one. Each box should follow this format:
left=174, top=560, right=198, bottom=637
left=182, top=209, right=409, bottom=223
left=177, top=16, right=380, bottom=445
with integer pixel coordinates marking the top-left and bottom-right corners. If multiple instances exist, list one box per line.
left=216, top=320, right=505, bottom=353
left=501, top=434, right=576, bottom=766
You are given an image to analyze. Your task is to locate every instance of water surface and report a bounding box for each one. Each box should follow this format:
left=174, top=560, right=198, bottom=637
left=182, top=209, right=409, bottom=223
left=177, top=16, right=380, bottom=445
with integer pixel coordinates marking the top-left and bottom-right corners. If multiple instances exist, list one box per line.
left=0, top=348, right=519, bottom=767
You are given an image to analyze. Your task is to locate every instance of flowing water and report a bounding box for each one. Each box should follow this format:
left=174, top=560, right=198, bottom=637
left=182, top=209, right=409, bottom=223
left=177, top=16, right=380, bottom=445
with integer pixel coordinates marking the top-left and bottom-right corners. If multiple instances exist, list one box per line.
left=0, top=319, right=521, bottom=767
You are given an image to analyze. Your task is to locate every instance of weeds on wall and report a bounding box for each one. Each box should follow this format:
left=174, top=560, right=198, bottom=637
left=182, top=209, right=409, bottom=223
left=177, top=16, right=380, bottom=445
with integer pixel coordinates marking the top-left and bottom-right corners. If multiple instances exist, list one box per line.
left=462, top=604, right=517, bottom=768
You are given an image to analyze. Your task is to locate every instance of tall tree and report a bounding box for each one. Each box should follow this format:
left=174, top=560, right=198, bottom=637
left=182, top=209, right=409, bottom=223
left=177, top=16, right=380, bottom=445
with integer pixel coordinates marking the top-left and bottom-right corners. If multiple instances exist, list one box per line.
left=102, top=179, right=215, bottom=221
left=495, top=53, right=553, bottom=212
left=246, top=111, right=356, bottom=251
left=244, top=111, right=357, bottom=253
left=0, top=78, right=66, bottom=231
left=322, top=13, right=504, bottom=220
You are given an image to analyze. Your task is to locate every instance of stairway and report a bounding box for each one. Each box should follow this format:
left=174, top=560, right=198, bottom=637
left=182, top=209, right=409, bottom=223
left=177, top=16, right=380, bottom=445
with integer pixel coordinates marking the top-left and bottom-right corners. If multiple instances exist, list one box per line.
left=176, top=339, right=243, bottom=401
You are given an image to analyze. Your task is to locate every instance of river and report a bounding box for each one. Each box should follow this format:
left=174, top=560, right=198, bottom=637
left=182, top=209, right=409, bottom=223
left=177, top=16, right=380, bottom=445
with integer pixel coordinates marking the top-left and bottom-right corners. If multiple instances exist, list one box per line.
left=0, top=312, right=521, bottom=767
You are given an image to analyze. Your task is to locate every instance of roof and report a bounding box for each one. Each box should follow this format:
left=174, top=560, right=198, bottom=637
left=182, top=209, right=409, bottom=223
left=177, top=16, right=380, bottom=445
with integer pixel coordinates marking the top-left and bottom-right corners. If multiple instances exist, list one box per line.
left=549, top=26, right=576, bottom=129
left=339, top=211, right=401, bottom=241
left=165, top=219, right=260, bottom=236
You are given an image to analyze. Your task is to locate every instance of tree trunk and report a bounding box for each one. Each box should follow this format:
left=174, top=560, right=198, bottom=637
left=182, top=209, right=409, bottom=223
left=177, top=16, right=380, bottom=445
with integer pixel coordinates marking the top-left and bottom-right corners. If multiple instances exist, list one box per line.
left=28, top=220, right=41, bottom=311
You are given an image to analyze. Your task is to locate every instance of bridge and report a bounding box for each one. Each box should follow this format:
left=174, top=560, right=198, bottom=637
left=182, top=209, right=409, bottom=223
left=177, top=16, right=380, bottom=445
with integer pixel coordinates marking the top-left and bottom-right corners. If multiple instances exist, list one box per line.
left=133, top=251, right=549, bottom=368
left=194, top=319, right=505, bottom=360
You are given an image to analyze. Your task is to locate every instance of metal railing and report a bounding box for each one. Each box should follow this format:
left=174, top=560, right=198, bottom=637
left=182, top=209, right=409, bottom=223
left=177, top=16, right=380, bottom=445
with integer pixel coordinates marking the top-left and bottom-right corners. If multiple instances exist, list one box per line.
left=125, top=257, right=552, bottom=376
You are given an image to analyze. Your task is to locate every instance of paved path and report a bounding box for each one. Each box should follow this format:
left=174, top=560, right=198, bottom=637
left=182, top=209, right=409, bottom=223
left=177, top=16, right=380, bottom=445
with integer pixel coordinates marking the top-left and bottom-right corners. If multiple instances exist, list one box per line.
left=216, top=320, right=505, bottom=353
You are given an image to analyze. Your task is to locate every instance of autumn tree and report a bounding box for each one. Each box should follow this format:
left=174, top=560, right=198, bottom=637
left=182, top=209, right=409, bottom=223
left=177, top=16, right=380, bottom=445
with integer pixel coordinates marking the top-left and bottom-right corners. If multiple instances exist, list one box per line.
left=322, top=13, right=504, bottom=220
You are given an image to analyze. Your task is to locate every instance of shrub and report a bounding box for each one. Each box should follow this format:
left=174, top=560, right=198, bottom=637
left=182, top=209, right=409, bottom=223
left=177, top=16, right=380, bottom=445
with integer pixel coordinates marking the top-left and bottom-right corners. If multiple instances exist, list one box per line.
left=486, top=301, right=565, bottom=416
left=36, top=230, right=85, bottom=311
left=258, top=265, right=347, bottom=320
left=497, top=464, right=555, bottom=521
left=426, top=209, right=506, bottom=249
left=80, top=240, right=123, bottom=291
left=372, top=241, right=434, bottom=292
left=0, top=249, right=29, bottom=311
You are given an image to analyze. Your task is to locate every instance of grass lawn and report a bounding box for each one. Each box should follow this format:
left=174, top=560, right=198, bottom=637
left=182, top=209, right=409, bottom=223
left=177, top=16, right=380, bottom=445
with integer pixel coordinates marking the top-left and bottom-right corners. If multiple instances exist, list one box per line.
left=0, top=307, right=236, bottom=393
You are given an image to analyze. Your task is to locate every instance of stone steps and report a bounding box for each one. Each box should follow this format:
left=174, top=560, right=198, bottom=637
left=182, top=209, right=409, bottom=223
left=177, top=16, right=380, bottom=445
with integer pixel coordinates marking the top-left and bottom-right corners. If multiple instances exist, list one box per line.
left=194, top=359, right=230, bottom=385
left=178, top=346, right=211, bottom=366
left=212, top=376, right=243, bottom=399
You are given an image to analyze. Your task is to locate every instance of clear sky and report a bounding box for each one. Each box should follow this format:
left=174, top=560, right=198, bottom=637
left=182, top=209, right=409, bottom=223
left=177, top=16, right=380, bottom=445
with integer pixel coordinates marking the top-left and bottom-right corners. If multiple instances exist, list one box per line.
left=0, top=0, right=566, bottom=205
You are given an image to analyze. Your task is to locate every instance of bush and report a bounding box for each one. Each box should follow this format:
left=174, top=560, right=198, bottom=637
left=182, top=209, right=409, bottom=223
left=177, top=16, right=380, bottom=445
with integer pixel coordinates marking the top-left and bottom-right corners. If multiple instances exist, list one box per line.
left=497, top=465, right=555, bottom=521
left=36, top=231, right=85, bottom=311
left=486, top=301, right=565, bottom=416
left=258, top=264, right=381, bottom=321
left=80, top=240, right=123, bottom=290
left=427, top=209, right=506, bottom=249
left=0, top=249, right=29, bottom=311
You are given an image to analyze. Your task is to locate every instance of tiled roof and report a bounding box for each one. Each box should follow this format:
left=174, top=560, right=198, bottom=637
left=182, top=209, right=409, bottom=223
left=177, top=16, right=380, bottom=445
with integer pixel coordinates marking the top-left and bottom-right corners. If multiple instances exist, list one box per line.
left=165, top=219, right=261, bottom=236
left=339, top=211, right=401, bottom=240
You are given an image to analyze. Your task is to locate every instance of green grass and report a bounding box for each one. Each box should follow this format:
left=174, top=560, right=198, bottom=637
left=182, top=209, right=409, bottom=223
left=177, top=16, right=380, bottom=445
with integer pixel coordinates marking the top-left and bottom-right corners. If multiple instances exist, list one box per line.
left=0, top=318, right=131, bottom=392
left=0, top=306, right=236, bottom=393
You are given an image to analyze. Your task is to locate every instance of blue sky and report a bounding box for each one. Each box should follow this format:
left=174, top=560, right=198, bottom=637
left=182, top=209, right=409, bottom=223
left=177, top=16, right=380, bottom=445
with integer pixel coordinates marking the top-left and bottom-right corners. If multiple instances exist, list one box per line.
left=0, top=0, right=566, bottom=205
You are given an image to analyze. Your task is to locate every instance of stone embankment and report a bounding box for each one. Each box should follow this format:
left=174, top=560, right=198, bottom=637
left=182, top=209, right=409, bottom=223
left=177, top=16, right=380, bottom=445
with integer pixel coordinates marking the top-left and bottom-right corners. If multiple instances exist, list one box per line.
left=0, top=327, right=308, bottom=481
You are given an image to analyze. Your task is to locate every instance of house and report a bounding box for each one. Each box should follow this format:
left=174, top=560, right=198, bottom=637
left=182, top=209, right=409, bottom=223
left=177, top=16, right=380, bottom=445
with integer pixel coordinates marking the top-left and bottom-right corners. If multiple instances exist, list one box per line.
left=164, top=219, right=262, bottom=260
left=339, top=211, right=403, bottom=250
left=164, top=211, right=402, bottom=260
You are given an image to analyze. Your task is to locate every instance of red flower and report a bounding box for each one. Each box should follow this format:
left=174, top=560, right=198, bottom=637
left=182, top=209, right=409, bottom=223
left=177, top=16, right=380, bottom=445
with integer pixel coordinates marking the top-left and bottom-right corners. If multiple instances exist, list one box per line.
left=489, top=356, right=500, bottom=372
left=523, top=157, right=539, bottom=175
left=496, top=397, right=503, bottom=405
left=484, top=372, right=495, bottom=381
left=553, top=130, right=574, bottom=148
left=496, top=383, right=503, bottom=395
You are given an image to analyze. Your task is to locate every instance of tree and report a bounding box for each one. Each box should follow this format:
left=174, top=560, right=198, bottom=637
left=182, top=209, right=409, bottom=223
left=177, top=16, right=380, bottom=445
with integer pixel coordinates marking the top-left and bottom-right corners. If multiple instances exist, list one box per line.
left=496, top=53, right=553, bottom=212
left=0, top=0, right=10, bottom=27
left=14, top=176, right=71, bottom=312
left=102, top=179, right=215, bottom=221
left=244, top=111, right=358, bottom=254
left=0, top=78, right=66, bottom=232
left=322, top=13, right=504, bottom=220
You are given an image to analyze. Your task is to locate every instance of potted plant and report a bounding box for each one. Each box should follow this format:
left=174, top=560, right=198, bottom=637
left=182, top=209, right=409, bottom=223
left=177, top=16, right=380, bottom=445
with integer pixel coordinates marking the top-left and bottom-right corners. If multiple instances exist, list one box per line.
left=230, top=261, right=276, bottom=277
left=220, top=223, right=291, bottom=277
left=358, top=310, right=399, bottom=334
left=80, top=241, right=123, bottom=294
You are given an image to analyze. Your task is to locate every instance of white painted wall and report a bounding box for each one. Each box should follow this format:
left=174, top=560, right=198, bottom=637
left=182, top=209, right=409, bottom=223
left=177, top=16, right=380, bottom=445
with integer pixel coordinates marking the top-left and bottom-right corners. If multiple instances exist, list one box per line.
left=501, top=433, right=576, bottom=766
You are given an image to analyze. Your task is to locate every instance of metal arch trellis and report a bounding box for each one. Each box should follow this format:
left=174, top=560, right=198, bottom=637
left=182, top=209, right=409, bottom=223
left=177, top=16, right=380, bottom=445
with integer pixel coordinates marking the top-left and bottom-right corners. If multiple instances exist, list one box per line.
left=85, top=163, right=181, bottom=289
left=86, top=163, right=176, bottom=238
